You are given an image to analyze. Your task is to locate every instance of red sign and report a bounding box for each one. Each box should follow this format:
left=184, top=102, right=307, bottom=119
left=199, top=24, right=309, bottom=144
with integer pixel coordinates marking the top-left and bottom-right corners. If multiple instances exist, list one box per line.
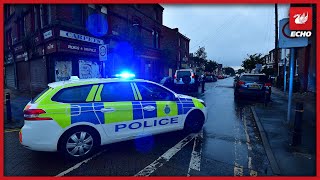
left=289, top=7, right=312, bottom=30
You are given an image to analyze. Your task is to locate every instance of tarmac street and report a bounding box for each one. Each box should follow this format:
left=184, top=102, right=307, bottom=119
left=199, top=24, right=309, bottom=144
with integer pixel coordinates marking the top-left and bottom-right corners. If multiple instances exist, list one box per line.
left=4, top=78, right=315, bottom=176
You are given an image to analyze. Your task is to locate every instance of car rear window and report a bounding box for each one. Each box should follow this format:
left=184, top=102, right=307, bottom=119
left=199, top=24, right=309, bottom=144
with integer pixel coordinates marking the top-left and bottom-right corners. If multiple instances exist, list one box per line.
left=52, top=85, right=92, bottom=103
left=31, top=87, right=51, bottom=103
left=240, top=75, right=267, bottom=82
left=177, top=71, right=191, bottom=78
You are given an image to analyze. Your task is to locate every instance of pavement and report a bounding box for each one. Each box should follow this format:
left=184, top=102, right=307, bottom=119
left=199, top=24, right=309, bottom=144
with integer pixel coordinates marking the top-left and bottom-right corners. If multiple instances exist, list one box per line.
left=4, top=89, right=31, bottom=129
left=251, top=87, right=316, bottom=176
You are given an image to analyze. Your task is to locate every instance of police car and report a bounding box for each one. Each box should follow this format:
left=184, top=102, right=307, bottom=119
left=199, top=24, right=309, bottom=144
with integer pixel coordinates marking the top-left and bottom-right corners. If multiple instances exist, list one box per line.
left=20, top=73, right=207, bottom=159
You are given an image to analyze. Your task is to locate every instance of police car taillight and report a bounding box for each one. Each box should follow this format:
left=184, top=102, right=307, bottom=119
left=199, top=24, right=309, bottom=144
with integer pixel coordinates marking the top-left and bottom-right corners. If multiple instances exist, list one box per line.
left=24, top=109, right=52, bottom=121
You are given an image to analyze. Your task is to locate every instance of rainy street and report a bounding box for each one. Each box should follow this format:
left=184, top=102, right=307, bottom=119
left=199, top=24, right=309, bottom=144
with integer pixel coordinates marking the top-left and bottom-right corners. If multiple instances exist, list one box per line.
left=4, top=77, right=272, bottom=176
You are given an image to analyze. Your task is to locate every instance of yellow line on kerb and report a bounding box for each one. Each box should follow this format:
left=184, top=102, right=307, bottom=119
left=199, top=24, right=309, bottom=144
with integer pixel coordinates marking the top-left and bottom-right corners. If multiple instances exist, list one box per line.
left=5, top=129, right=21, bottom=133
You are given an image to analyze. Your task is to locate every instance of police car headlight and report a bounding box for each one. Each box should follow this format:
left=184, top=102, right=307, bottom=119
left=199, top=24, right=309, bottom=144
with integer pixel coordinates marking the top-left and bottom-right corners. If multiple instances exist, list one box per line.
left=201, top=102, right=206, bottom=107
left=198, top=99, right=206, bottom=107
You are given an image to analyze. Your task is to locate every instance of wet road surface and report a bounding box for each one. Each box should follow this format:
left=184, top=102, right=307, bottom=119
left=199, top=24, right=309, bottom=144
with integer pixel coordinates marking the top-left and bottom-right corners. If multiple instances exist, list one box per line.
left=4, top=77, right=272, bottom=176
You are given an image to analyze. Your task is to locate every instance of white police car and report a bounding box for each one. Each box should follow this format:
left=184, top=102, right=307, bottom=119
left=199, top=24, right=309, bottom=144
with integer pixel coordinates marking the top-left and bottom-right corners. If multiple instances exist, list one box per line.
left=20, top=73, right=207, bottom=159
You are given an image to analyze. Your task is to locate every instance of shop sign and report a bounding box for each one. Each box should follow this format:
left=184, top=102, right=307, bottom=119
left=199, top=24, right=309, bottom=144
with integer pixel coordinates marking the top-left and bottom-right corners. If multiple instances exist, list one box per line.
left=60, top=30, right=104, bottom=45
left=43, top=30, right=53, bottom=39
left=16, top=52, right=28, bottom=61
left=5, top=53, right=14, bottom=64
left=46, top=42, right=56, bottom=54
left=60, top=41, right=98, bottom=55
left=14, top=45, right=23, bottom=53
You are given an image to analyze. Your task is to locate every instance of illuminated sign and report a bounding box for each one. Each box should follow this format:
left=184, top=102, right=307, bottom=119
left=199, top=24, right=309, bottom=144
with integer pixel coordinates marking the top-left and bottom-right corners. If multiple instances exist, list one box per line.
left=60, top=30, right=104, bottom=45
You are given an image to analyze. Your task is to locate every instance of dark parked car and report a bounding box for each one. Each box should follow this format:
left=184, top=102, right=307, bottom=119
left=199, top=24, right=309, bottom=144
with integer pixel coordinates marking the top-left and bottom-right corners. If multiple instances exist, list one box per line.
left=205, top=75, right=217, bottom=82
left=234, top=73, right=271, bottom=101
left=159, top=76, right=174, bottom=90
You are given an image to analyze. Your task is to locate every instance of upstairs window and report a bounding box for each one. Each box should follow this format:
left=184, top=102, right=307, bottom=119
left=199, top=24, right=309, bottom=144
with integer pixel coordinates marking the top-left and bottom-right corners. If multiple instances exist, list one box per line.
left=152, top=30, right=160, bottom=49
left=72, top=5, right=83, bottom=26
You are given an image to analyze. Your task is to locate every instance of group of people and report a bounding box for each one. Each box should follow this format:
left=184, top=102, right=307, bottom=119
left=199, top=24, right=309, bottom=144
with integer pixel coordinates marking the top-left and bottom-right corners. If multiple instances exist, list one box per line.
left=195, top=74, right=206, bottom=93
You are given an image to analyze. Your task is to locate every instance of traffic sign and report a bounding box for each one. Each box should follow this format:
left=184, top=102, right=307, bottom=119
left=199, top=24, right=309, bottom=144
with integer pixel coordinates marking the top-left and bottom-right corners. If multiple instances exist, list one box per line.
left=99, top=44, right=107, bottom=61
left=279, top=18, right=308, bottom=48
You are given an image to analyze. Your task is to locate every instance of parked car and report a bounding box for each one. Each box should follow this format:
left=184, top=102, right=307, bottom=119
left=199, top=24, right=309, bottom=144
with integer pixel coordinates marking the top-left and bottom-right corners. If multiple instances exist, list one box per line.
left=159, top=76, right=174, bottom=90
left=205, top=75, right=217, bottom=82
left=234, top=73, right=271, bottom=101
left=173, top=69, right=198, bottom=92
left=217, top=75, right=224, bottom=79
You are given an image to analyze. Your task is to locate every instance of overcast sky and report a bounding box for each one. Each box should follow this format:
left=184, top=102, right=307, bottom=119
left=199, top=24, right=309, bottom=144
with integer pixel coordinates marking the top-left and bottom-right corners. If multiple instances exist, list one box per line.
left=162, top=4, right=290, bottom=70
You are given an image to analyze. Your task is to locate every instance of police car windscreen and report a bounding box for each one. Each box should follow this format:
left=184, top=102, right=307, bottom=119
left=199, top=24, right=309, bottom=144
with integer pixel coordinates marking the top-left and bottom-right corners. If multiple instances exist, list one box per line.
left=240, top=75, right=267, bottom=83
left=177, top=71, right=191, bottom=79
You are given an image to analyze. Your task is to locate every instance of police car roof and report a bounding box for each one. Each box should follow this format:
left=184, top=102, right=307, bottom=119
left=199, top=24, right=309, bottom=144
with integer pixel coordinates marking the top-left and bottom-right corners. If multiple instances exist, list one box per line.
left=48, top=78, right=149, bottom=88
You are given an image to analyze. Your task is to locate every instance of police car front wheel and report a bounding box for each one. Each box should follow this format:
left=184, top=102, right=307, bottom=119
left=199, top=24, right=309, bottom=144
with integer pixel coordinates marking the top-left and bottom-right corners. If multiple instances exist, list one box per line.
left=59, top=127, right=100, bottom=160
left=184, top=110, right=205, bottom=133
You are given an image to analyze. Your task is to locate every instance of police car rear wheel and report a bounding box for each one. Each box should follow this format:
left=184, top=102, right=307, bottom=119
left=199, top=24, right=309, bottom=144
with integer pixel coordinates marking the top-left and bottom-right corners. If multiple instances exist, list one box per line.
left=60, top=128, right=99, bottom=160
left=184, top=110, right=205, bottom=133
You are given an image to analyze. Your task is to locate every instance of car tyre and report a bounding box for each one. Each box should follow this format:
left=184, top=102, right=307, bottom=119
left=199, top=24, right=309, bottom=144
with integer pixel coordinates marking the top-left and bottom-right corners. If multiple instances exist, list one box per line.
left=59, top=127, right=100, bottom=160
left=184, top=110, right=205, bottom=133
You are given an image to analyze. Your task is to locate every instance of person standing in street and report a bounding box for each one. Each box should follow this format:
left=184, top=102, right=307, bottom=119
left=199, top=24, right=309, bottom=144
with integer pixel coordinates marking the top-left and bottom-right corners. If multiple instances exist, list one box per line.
left=201, top=74, right=206, bottom=93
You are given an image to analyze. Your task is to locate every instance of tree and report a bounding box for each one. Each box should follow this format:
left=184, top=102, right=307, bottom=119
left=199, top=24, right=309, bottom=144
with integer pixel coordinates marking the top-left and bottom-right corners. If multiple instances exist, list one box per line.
left=241, top=53, right=265, bottom=72
left=261, top=66, right=275, bottom=77
left=237, top=69, right=245, bottom=74
left=223, top=67, right=235, bottom=76
left=189, top=46, right=208, bottom=71
left=205, top=60, right=218, bottom=72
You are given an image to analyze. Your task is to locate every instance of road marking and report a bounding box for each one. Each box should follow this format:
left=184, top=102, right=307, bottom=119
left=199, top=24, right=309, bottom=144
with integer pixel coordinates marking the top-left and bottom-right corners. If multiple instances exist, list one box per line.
left=250, top=170, right=258, bottom=176
left=55, top=149, right=107, bottom=177
left=187, top=129, right=203, bottom=176
left=135, top=133, right=196, bottom=176
left=4, top=128, right=20, bottom=133
left=234, top=163, right=243, bottom=176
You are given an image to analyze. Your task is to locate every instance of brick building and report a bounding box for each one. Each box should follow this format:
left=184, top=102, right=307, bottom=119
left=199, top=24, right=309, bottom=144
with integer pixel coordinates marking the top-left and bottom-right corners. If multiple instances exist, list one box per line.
left=4, top=4, right=190, bottom=95
left=161, top=26, right=190, bottom=77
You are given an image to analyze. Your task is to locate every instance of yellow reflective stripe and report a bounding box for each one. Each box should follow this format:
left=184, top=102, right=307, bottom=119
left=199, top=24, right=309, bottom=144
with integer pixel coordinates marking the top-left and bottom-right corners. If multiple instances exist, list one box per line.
left=192, top=98, right=204, bottom=109
left=104, top=102, right=133, bottom=124
left=156, top=101, right=178, bottom=117
left=86, top=85, right=99, bottom=102
left=133, top=83, right=142, bottom=100
left=95, top=84, right=104, bottom=101
left=130, top=83, right=138, bottom=100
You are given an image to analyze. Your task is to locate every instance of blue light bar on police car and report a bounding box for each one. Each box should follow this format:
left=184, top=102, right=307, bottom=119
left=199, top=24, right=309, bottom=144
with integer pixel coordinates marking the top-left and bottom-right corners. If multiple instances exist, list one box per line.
left=115, top=72, right=135, bottom=79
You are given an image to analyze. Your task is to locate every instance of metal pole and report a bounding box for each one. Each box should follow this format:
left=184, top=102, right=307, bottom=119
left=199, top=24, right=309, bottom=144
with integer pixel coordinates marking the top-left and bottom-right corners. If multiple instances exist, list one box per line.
left=287, top=48, right=295, bottom=123
left=275, top=4, right=279, bottom=76
left=5, top=93, right=12, bottom=124
left=284, top=49, right=287, bottom=92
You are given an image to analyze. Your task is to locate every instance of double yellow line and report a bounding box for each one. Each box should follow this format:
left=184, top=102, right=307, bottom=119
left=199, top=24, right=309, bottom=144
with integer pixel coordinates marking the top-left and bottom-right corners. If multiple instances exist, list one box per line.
left=4, top=128, right=20, bottom=133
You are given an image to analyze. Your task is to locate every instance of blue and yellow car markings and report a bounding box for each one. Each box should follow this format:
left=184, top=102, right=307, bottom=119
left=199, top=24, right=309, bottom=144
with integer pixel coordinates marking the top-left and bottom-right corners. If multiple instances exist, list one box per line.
left=132, top=101, right=143, bottom=120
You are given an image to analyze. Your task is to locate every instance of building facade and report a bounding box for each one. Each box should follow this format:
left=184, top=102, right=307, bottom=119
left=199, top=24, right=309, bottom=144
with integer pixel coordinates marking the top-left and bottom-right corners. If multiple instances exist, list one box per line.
left=4, top=4, right=190, bottom=95
left=161, top=26, right=190, bottom=77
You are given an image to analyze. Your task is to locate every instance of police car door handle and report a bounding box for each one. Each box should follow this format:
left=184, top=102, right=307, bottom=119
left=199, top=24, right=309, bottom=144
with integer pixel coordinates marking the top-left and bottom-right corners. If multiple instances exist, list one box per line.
left=100, top=108, right=115, bottom=113
left=143, top=105, right=155, bottom=111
